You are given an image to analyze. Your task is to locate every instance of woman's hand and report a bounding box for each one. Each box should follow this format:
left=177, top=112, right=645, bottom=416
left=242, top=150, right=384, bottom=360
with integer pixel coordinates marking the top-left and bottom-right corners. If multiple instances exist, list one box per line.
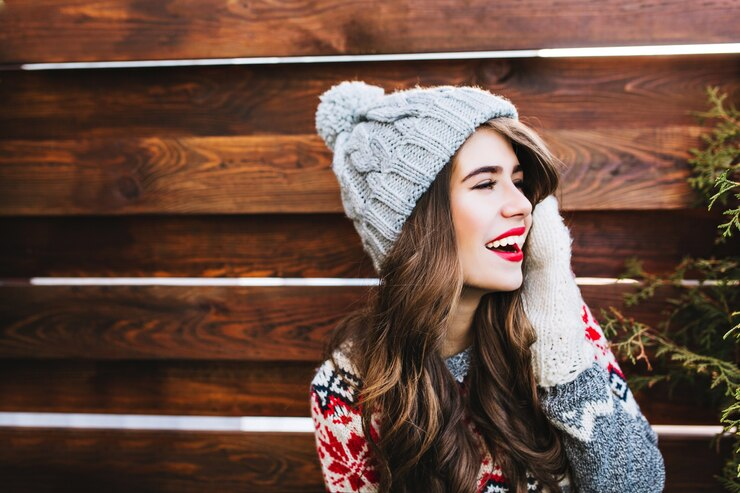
left=521, top=195, right=594, bottom=388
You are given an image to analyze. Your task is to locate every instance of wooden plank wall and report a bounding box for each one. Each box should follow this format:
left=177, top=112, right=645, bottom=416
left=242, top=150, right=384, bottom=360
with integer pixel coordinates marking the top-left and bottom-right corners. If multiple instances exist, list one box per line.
left=1, top=1, right=738, bottom=491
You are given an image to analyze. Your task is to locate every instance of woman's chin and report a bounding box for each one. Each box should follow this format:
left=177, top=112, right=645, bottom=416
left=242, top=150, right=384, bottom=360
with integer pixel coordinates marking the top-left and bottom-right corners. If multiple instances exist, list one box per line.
left=465, top=277, right=523, bottom=294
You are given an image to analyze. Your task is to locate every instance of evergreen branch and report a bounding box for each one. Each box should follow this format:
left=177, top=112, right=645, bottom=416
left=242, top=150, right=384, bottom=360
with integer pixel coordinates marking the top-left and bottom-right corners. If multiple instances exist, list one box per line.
left=601, top=306, right=740, bottom=397
left=723, top=311, right=740, bottom=342
left=708, top=170, right=740, bottom=242
left=605, top=85, right=739, bottom=489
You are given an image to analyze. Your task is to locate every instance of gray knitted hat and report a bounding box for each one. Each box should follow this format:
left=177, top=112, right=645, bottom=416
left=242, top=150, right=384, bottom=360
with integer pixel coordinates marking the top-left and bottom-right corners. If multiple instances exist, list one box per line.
left=315, top=80, right=519, bottom=273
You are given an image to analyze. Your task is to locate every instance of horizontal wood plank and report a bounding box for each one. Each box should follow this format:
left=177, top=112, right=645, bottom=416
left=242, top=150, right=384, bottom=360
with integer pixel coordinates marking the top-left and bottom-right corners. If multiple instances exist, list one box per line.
left=0, top=358, right=722, bottom=424
left=0, top=359, right=316, bottom=417
left=1, top=57, right=736, bottom=140
left=662, top=435, right=735, bottom=492
left=0, top=126, right=720, bottom=214
left=0, top=284, right=727, bottom=422
left=2, top=56, right=736, bottom=215
left=0, top=285, right=361, bottom=361
left=0, top=428, right=323, bottom=492
left=0, top=0, right=737, bottom=64
left=0, top=428, right=731, bottom=492
left=0, top=135, right=341, bottom=215
left=0, top=284, right=715, bottom=361
left=0, top=209, right=733, bottom=278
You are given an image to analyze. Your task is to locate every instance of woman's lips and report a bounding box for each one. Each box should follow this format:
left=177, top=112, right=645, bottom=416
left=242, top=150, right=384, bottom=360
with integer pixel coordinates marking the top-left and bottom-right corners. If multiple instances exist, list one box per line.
left=487, top=242, right=523, bottom=262
left=488, top=226, right=526, bottom=244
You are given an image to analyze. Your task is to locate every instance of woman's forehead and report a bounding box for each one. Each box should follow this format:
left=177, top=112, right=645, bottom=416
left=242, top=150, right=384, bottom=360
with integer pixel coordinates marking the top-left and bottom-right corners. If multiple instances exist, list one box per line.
left=454, top=130, right=519, bottom=174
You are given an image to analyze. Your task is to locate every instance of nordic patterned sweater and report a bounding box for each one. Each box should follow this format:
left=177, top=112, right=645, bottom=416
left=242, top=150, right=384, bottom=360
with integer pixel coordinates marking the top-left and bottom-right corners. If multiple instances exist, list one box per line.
left=309, top=302, right=666, bottom=492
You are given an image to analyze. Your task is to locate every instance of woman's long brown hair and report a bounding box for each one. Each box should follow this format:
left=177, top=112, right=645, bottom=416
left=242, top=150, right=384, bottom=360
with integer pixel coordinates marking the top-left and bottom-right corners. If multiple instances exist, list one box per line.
left=323, top=117, right=571, bottom=492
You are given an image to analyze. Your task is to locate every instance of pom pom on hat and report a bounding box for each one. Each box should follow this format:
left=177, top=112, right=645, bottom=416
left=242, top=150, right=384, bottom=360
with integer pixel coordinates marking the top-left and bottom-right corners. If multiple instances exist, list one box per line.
left=315, top=80, right=385, bottom=151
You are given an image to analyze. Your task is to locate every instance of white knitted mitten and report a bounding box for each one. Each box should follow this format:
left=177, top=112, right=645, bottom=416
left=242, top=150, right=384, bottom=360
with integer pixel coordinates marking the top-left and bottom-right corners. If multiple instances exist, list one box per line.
left=521, top=195, right=594, bottom=388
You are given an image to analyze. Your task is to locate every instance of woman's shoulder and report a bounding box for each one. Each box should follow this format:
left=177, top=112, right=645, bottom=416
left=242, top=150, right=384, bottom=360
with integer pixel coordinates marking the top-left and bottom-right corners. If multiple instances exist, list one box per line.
left=310, top=340, right=382, bottom=449
left=310, top=340, right=365, bottom=415
left=309, top=341, right=382, bottom=491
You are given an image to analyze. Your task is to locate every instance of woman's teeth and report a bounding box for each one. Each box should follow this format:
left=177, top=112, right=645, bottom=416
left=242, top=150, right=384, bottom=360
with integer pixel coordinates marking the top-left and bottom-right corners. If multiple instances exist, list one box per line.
left=486, top=236, right=522, bottom=250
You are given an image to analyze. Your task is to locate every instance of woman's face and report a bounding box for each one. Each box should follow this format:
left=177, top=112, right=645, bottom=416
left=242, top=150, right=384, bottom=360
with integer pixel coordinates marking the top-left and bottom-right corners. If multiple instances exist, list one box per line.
left=449, top=128, right=533, bottom=293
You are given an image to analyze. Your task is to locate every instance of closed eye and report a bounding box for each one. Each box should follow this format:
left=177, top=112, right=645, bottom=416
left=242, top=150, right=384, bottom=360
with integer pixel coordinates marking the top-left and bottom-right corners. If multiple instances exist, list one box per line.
left=474, top=181, right=497, bottom=190
left=474, top=180, right=525, bottom=190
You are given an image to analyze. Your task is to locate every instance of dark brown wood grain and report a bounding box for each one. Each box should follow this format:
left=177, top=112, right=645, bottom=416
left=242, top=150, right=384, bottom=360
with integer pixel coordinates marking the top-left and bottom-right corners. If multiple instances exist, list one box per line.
left=0, top=428, right=731, bottom=492
left=0, top=359, right=316, bottom=417
left=0, top=428, right=324, bottom=492
left=1, top=57, right=736, bottom=139
left=0, top=136, right=342, bottom=215
left=0, top=285, right=367, bottom=361
left=661, top=435, right=735, bottom=492
left=2, top=56, right=737, bottom=214
left=0, top=126, right=721, bottom=214
left=1, top=2, right=734, bottom=488
left=0, top=284, right=714, bottom=361
left=0, top=0, right=737, bottom=64
left=0, top=208, right=733, bottom=279
left=0, top=213, right=375, bottom=278
left=631, top=380, right=726, bottom=427
left=0, top=357, right=722, bottom=424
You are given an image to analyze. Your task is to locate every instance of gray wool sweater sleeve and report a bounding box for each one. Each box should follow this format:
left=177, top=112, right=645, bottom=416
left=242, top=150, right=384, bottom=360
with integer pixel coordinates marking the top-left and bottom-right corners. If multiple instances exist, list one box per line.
left=537, top=360, right=666, bottom=493
left=533, top=301, right=666, bottom=493
left=444, top=302, right=666, bottom=493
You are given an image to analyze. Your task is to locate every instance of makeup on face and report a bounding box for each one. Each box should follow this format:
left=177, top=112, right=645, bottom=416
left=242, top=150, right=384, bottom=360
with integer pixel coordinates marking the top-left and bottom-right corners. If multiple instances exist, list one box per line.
left=485, top=226, right=524, bottom=262
left=450, top=128, right=532, bottom=292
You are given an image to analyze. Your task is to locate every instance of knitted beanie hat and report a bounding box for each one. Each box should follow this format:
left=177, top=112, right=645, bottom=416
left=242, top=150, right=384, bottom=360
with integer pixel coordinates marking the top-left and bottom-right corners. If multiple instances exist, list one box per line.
left=315, top=80, right=519, bottom=273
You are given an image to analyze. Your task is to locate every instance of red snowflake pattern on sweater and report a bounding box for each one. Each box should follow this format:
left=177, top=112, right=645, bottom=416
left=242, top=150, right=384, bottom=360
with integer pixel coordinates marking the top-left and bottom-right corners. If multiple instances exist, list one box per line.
left=309, top=302, right=622, bottom=492
left=310, top=348, right=382, bottom=492
left=581, top=303, right=638, bottom=415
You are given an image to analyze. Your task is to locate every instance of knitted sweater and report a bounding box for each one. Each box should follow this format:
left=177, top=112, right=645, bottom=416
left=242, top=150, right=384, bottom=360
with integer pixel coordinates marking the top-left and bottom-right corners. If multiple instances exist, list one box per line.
left=309, top=302, right=666, bottom=492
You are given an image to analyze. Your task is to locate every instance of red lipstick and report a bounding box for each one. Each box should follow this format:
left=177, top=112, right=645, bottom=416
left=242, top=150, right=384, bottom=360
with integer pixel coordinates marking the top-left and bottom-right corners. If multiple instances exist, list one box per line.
left=488, top=247, right=523, bottom=262
left=488, top=226, right=525, bottom=244
left=486, top=226, right=525, bottom=263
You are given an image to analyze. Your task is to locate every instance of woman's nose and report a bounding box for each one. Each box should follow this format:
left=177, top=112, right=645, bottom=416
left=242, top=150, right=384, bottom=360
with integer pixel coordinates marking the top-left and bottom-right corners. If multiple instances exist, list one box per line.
left=501, top=185, right=532, bottom=218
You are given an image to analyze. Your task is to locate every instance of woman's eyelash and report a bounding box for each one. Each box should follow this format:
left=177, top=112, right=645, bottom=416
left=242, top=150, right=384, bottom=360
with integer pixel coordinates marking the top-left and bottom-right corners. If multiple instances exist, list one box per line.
left=474, top=180, right=525, bottom=190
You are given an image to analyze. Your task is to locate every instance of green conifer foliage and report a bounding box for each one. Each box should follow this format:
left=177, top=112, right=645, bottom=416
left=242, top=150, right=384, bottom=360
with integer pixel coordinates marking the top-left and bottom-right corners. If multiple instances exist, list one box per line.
left=600, top=86, right=739, bottom=491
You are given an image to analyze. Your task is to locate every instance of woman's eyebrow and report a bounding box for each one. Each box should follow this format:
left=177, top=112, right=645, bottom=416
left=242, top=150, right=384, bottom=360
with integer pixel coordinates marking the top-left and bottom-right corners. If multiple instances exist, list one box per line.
left=461, top=164, right=522, bottom=183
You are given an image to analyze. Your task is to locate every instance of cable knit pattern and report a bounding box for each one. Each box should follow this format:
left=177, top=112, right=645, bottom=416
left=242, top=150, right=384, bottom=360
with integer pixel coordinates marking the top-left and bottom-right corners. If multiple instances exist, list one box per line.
left=315, top=81, right=519, bottom=273
left=309, top=301, right=664, bottom=492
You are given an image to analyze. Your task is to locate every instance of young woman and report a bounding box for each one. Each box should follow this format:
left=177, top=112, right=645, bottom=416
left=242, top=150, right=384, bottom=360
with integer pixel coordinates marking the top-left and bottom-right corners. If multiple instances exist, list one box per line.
left=309, top=81, right=665, bottom=493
